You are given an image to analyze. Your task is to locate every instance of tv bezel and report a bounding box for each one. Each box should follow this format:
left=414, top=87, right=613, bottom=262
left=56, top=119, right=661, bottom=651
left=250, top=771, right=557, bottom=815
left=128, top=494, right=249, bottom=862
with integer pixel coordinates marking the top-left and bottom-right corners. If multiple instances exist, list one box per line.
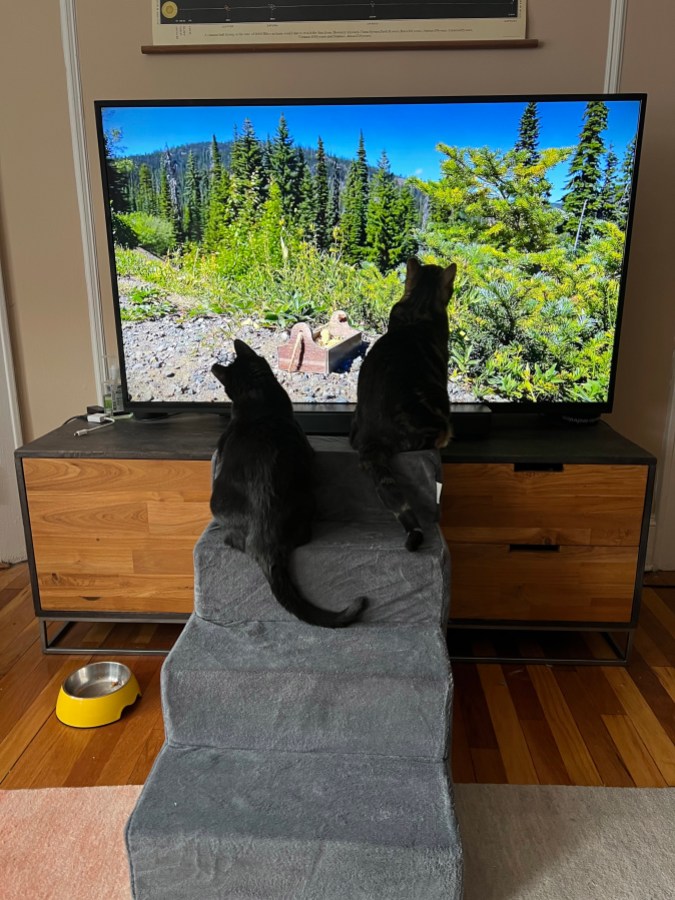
left=94, top=92, right=647, bottom=431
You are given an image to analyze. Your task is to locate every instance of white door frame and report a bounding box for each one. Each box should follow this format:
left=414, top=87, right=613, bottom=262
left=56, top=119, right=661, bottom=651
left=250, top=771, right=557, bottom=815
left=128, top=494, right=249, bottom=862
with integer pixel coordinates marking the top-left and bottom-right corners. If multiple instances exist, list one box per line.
left=60, top=0, right=107, bottom=403
left=0, top=249, right=26, bottom=563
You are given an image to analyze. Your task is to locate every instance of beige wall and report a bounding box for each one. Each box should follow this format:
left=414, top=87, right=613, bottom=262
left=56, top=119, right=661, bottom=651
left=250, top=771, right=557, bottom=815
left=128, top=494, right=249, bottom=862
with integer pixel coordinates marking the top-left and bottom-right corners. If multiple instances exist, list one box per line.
left=606, top=1, right=675, bottom=463
left=1, top=0, right=672, bottom=471
left=0, top=1, right=95, bottom=441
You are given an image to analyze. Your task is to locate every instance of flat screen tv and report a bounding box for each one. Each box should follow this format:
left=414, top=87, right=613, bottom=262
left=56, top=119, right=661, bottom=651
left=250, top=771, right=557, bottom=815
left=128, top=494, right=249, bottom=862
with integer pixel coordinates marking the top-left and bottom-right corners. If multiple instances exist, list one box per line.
left=95, top=93, right=646, bottom=430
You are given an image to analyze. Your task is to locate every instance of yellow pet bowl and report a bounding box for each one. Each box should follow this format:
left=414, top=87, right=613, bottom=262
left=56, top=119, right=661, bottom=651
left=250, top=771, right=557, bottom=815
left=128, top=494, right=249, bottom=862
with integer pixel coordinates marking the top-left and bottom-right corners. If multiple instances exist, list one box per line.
left=56, top=662, right=141, bottom=728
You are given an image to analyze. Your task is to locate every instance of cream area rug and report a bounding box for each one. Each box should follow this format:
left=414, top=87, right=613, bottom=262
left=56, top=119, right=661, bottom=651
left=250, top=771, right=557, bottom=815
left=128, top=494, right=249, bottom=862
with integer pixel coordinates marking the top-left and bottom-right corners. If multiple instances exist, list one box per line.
left=455, top=784, right=675, bottom=900
left=1, top=783, right=674, bottom=899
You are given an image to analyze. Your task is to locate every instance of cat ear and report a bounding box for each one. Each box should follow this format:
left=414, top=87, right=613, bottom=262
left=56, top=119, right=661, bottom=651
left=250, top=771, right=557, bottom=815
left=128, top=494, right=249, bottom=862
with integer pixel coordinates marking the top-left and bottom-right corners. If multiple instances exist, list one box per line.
left=233, top=339, right=257, bottom=359
left=442, top=263, right=457, bottom=299
left=406, top=257, right=421, bottom=279
left=211, top=363, right=228, bottom=387
left=404, top=257, right=421, bottom=290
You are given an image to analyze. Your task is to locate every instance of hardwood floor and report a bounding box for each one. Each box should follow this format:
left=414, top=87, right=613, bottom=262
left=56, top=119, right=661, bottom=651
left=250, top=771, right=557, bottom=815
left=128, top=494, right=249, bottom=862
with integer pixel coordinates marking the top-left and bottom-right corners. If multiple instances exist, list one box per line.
left=1, top=562, right=674, bottom=789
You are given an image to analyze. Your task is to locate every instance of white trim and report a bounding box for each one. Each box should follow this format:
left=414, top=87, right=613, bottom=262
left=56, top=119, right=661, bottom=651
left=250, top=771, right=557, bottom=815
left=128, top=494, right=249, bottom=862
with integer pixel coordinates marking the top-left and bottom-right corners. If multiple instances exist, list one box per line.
left=604, top=0, right=628, bottom=93
left=0, top=262, right=22, bottom=451
left=60, top=0, right=106, bottom=402
left=0, top=250, right=26, bottom=563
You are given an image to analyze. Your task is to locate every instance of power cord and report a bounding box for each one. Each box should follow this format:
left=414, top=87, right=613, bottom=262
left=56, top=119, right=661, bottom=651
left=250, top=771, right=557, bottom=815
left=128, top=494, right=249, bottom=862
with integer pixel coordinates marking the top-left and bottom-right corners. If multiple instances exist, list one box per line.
left=74, top=416, right=115, bottom=437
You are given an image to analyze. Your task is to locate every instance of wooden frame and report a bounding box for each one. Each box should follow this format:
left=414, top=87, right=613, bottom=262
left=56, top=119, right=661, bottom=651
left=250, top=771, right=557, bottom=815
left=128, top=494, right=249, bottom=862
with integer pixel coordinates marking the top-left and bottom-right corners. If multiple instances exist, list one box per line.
left=142, top=39, right=539, bottom=54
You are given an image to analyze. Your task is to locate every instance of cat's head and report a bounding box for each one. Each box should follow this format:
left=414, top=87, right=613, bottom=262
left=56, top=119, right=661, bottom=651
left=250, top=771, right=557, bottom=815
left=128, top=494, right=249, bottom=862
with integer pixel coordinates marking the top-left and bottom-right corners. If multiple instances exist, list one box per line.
left=212, top=340, right=291, bottom=413
left=405, top=257, right=457, bottom=303
left=389, top=257, right=457, bottom=326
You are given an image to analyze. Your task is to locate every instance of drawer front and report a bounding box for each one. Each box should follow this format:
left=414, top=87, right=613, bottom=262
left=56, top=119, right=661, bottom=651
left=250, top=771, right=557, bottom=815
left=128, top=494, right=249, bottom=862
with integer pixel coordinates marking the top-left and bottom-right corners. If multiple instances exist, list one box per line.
left=448, top=542, right=638, bottom=623
left=24, top=458, right=213, bottom=614
left=441, top=463, right=647, bottom=546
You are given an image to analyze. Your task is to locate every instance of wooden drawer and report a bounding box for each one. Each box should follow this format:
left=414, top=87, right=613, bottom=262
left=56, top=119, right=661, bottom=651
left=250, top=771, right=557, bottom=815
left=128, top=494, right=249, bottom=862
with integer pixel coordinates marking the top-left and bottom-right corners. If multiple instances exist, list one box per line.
left=441, top=463, right=647, bottom=546
left=23, top=458, right=212, bottom=614
left=448, top=542, right=638, bottom=623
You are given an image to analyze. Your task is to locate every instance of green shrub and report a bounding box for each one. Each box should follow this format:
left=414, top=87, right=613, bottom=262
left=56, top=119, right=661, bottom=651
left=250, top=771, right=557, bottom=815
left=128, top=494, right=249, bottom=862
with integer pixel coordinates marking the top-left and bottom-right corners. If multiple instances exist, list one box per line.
left=120, top=286, right=175, bottom=322
left=116, top=212, right=175, bottom=256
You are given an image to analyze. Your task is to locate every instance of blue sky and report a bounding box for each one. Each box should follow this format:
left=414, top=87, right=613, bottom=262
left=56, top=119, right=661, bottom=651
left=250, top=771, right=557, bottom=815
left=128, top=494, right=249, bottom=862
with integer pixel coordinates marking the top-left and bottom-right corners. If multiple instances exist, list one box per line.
left=101, top=98, right=642, bottom=201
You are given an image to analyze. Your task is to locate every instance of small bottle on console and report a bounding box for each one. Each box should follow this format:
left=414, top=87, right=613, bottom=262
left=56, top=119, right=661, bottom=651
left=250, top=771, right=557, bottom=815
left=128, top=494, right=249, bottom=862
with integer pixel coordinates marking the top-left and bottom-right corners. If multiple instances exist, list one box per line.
left=103, top=357, right=124, bottom=415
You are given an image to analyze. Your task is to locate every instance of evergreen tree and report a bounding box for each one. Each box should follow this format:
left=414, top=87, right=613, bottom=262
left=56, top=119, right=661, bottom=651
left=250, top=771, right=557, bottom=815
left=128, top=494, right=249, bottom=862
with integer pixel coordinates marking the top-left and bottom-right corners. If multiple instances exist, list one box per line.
left=158, top=164, right=172, bottom=221
left=159, top=149, right=183, bottom=242
left=397, top=183, right=420, bottom=262
left=182, top=150, right=202, bottom=241
left=562, top=100, right=609, bottom=242
left=314, top=136, right=330, bottom=251
left=615, top=133, right=637, bottom=229
left=103, top=129, right=130, bottom=213
left=515, top=101, right=540, bottom=166
left=340, top=132, right=369, bottom=263
left=598, top=144, right=619, bottom=223
left=328, top=171, right=341, bottom=241
left=230, top=119, right=267, bottom=213
left=415, top=144, right=570, bottom=254
left=297, top=159, right=316, bottom=240
left=203, top=167, right=233, bottom=250
left=270, top=115, right=303, bottom=218
left=210, top=134, right=223, bottom=177
left=137, top=163, right=156, bottom=215
left=366, top=151, right=413, bottom=273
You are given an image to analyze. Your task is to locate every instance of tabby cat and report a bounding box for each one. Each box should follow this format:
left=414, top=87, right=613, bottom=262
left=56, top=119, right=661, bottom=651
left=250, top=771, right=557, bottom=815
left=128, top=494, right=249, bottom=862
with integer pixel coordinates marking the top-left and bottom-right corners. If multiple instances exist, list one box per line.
left=350, top=257, right=457, bottom=550
left=211, top=339, right=366, bottom=628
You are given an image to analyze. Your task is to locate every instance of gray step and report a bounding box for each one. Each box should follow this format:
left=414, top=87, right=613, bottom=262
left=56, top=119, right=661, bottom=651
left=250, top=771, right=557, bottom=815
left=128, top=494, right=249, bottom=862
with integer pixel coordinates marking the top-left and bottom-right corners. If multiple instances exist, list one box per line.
left=194, top=519, right=450, bottom=628
left=308, top=443, right=442, bottom=525
left=126, top=744, right=463, bottom=900
left=162, top=615, right=451, bottom=759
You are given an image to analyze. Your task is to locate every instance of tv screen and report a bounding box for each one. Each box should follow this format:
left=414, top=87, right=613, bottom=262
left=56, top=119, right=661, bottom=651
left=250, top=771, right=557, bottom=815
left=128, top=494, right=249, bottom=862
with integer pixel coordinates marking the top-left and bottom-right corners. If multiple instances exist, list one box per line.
left=95, top=94, right=645, bottom=421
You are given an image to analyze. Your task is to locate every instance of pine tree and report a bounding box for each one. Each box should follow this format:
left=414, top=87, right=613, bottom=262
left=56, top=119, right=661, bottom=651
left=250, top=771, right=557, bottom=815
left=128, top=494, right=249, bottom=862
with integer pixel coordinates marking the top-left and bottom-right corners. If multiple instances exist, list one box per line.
left=562, top=100, right=609, bottom=243
left=598, top=144, right=619, bottom=223
left=314, top=136, right=330, bottom=251
left=297, top=159, right=316, bottom=241
left=182, top=150, right=202, bottom=241
left=366, top=151, right=414, bottom=273
left=340, top=132, right=369, bottom=264
left=270, top=114, right=303, bottom=219
left=328, top=171, right=341, bottom=241
left=103, top=129, right=131, bottom=213
left=615, top=133, right=637, bottom=229
left=210, top=134, right=222, bottom=178
left=137, top=163, right=156, bottom=215
left=158, top=164, right=172, bottom=221
left=203, top=167, right=233, bottom=250
left=397, top=183, right=419, bottom=262
left=230, top=119, right=267, bottom=215
left=515, top=101, right=540, bottom=166
left=159, top=149, right=183, bottom=242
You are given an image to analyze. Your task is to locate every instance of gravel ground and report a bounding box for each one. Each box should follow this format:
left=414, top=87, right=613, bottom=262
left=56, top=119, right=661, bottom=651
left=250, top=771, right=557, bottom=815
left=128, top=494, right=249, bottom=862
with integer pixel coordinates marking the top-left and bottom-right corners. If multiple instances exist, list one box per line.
left=119, top=273, right=480, bottom=405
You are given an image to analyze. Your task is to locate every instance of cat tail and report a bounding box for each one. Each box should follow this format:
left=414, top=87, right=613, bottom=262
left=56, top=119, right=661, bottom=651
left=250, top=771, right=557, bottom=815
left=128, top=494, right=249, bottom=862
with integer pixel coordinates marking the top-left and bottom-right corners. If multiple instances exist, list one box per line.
left=255, top=548, right=367, bottom=629
left=359, top=445, right=424, bottom=552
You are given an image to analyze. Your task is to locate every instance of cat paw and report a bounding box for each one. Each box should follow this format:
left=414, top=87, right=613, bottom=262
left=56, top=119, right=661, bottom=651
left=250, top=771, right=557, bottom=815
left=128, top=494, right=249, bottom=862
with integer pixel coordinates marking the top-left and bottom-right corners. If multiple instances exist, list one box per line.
left=405, top=528, right=424, bottom=552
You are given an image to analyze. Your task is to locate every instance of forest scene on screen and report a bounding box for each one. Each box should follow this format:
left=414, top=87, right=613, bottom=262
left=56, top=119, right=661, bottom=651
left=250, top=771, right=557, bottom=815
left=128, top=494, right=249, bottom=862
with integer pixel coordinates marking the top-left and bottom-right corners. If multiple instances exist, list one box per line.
left=102, top=99, right=639, bottom=405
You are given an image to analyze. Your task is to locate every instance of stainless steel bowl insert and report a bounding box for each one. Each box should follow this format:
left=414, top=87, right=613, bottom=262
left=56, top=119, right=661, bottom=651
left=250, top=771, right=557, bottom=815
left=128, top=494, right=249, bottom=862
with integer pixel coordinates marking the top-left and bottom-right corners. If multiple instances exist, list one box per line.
left=62, top=662, right=132, bottom=699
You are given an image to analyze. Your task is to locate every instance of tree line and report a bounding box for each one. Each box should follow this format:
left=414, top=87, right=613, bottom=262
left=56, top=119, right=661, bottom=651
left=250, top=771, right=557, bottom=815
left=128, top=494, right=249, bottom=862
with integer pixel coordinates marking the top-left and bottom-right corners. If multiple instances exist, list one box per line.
left=106, top=114, right=419, bottom=272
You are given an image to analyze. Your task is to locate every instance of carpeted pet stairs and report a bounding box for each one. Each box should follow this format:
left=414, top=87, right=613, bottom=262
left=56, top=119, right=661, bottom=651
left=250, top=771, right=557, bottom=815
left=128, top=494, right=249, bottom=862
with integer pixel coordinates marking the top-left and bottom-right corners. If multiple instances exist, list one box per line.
left=125, top=437, right=464, bottom=899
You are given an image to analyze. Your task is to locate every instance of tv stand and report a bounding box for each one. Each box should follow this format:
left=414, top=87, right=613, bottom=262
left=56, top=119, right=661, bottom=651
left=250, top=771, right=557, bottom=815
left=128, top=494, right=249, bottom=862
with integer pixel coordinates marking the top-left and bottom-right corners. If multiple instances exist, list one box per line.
left=15, top=414, right=654, bottom=663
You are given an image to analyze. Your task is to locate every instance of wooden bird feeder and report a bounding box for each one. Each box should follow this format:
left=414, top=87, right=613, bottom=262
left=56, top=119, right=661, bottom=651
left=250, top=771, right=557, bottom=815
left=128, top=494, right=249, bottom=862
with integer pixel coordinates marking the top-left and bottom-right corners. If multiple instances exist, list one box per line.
left=277, top=311, right=362, bottom=375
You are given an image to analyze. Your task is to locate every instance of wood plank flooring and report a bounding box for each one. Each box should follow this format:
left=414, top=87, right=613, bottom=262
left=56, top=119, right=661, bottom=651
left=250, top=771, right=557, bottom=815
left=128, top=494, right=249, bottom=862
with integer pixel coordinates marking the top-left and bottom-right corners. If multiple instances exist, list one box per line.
left=1, top=563, right=674, bottom=789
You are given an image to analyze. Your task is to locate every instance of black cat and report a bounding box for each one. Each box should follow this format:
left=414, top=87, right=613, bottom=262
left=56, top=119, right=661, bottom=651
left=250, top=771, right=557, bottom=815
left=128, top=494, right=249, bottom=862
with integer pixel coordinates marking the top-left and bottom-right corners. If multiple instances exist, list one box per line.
left=210, top=339, right=366, bottom=628
left=350, top=257, right=457, bottom=550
